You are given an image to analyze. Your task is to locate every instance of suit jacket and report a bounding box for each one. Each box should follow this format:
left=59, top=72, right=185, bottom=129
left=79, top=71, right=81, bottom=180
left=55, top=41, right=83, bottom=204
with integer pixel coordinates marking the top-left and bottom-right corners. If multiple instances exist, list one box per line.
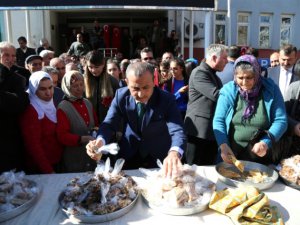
left=184, top=62, right=223, bottom=140
left=284, top=80, right=300, bottom=134
left=267, top=65, right=299, bottom=91
left=10, top=64, right=31, bottom=88
left=16, top=47, right=36, bottom=67
left=0, top=64, right=29, bottom=172
left=98, top=87, right=186, bottom=161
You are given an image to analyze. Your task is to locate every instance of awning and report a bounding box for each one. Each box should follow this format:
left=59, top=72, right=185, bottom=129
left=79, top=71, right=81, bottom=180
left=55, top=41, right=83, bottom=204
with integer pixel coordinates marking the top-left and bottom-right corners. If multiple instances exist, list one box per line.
left=0, top=0, right=214, bottom=10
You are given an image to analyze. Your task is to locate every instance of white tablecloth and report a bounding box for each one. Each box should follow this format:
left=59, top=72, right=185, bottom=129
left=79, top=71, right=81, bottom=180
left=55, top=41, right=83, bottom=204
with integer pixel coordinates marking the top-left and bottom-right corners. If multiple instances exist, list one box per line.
left=1, top=166, right=298, bottom=225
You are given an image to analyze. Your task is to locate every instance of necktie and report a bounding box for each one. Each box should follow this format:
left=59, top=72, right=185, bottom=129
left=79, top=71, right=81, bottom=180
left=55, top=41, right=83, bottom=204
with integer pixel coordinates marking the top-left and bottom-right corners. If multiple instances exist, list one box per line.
left=136, top=102, right=145, bottom=132
left=137, top=102, right=148, bottom=158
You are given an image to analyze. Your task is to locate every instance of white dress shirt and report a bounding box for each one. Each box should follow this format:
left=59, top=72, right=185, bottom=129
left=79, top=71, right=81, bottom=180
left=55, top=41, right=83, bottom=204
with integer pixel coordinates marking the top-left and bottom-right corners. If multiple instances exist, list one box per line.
left=279, top=67, right=292, bottom=95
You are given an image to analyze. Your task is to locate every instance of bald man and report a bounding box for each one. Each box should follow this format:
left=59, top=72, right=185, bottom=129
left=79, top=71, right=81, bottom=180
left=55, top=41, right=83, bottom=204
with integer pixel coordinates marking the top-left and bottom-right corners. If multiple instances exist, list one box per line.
left=50, top=57, right=66, bottom=87
left=270, top=52, right=280, bottom=67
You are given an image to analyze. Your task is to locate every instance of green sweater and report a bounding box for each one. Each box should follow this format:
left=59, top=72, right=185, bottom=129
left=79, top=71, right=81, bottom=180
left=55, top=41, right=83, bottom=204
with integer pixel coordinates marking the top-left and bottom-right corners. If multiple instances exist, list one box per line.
left=229, top=94, right=270, bottom=154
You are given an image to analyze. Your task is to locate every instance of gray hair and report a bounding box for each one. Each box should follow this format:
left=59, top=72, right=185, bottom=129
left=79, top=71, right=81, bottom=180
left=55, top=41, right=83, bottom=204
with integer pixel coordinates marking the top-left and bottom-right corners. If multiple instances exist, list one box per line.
left=205, top=44, right=227, bottom=59
left=65, top=62, right=79, bottom=72
left=39, top=50, right=54, bottom=58
left=50, top=57, right=65, bottom=67
left=126, top=62, right=154, bottom=79
left=39, top=38, right=49, bottom=46
left=42, top=66, right=59, bottom=75
left=234, top=63, right=255, bottom=75
left=0, top=42, right=15, bottom=54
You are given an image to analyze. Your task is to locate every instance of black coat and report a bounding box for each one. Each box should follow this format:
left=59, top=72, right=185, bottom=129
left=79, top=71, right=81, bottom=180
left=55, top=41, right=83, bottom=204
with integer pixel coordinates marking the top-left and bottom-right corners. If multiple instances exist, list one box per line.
left=16, top=47, right=36, bottom=67
left=10, top=64, right=31, bottom=88
left=0, top=64, right=29, bottom=172
left=184, top=62, right=223, bottom=140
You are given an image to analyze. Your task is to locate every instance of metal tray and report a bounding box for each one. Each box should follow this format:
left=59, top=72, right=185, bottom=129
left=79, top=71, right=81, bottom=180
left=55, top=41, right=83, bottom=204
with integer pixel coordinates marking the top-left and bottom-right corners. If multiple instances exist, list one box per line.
left=216, top=161, right=278, bottom=190
left=141, top=194, right=209, bottom=216
left=278, top=173, right=300, bottom=191
left=59, top=191, right=139, bottom=223
left=0, top=179, right=40, bottom=222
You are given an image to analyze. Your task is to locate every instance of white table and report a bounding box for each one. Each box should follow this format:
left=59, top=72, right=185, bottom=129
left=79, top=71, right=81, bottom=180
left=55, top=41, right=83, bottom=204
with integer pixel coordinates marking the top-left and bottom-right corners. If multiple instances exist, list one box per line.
left=1, top=166, right=298, bottom=225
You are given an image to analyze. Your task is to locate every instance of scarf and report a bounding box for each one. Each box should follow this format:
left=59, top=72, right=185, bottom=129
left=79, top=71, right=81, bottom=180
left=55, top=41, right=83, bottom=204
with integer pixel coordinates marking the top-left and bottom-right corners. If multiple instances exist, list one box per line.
left=28, top=71, right=57, bottom=123
left=61, top=70, right=84, bottom=102
left=234, top=54, right=262, bottom=121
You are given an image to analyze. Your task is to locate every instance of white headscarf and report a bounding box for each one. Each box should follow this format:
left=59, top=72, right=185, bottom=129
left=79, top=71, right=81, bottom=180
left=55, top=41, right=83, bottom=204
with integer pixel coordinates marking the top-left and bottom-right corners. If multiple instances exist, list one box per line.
left=28, top=71, right=57, bottom=123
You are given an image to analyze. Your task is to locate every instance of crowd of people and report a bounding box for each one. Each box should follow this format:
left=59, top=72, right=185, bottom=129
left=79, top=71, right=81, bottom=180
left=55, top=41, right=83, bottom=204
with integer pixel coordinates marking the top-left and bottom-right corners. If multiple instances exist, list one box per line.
left=1, top=31, right=300, bottom=178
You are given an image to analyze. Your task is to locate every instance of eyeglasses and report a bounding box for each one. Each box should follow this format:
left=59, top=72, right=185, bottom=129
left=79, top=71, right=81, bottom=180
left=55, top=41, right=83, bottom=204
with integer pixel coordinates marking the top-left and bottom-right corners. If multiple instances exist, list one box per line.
left=56, top=67, right=65, bottom=70
left=143, top=57, right=153, bottom=61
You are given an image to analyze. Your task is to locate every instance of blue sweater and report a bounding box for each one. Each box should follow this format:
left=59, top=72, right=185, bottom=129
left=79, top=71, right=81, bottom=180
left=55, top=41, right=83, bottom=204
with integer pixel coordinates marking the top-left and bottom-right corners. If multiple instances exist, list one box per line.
left=213, top=77, right=287, bottom=149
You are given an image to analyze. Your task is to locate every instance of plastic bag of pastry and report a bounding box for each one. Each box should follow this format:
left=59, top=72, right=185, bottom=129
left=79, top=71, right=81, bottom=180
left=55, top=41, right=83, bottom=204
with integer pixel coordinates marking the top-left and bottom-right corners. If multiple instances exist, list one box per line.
left=60, top=157, right=139, bottom=218
left=111, top=159, right=125, bottom=177
left=163, top=186, right=189, bottom=207
left=140, top=162, right=216, bottom=214
left=100, top=182, right=110, bottom=204
left=96, top=143, right=120, bottom=155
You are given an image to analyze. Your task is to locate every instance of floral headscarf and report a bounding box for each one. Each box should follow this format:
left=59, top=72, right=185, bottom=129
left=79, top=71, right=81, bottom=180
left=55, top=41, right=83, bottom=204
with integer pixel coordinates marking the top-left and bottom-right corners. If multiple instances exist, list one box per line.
left=61, top=70, right=84, bottom=101
left=233, top=54, right=262, bottom=121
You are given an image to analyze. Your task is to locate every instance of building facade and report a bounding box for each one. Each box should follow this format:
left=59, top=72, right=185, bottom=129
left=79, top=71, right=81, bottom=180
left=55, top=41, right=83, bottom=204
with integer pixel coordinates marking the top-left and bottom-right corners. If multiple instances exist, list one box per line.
left=1, top=0, right=299, bottom=60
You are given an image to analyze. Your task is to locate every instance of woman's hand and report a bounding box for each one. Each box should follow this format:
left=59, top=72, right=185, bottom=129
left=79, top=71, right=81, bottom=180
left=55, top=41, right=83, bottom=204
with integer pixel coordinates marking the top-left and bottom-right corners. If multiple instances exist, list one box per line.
left=220, top=143, right=235, bottom=164
left=179, top=85, right=189, bottom=93
left=251, top=141, right=268, bottom=157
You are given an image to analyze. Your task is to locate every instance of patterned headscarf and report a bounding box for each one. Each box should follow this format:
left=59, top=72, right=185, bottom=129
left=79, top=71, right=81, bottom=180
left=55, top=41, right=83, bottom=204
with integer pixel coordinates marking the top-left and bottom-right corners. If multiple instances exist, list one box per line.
left=61, top=70, right=84, bottom=101
left=233, top=54, right=262, bottom=121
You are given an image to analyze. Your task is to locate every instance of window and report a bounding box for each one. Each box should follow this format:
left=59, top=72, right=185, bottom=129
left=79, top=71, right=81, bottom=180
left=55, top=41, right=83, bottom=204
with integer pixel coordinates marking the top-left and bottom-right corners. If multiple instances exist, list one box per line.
left=280, top=15, right=293, bottom=46
left=214, top=12, right=226, bottom=44
left=237, top=13, right=250, bottom=46
left=259, top=14, right=272, bottom=48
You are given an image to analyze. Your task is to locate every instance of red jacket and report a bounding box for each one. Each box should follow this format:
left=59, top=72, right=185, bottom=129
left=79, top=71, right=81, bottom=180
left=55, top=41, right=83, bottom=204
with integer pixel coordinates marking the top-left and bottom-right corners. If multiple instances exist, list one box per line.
left=20, top=105, right=63, bottom=174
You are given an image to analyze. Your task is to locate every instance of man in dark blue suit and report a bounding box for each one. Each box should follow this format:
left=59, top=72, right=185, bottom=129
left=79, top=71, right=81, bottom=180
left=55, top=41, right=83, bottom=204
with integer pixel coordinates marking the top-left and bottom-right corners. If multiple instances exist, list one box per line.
left=87, top=62, right=186, bottom=177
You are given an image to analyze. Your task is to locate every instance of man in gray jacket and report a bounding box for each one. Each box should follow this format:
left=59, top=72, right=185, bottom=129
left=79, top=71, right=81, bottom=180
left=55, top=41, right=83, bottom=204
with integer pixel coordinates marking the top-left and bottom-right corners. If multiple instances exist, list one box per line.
left=184, top=44, right=227, bottom=165
left=268, top=44, right=298, bottom=96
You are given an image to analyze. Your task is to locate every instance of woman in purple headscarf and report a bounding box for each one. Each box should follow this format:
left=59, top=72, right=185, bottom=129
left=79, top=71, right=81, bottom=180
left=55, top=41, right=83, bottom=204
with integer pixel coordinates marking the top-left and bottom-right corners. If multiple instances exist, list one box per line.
left=213, top=55, right=287, bottom=164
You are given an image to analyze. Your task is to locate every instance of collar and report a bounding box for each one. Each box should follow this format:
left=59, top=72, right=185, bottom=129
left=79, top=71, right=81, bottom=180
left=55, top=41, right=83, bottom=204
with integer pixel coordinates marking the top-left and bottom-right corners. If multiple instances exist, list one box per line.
left=135, top=100, right=148, bottom=105
left=280, top=66, right=293, bottom=73
left=201, top=61, right=217, bottom=74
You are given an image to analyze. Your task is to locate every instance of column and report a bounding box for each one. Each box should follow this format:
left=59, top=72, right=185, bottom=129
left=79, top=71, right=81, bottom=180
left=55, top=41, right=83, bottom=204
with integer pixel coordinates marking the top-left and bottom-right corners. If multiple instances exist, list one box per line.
left=204, top=11, right=213, bottom=57
left=180, top=11, right=185, bottom=58
left=25, top=10, right=31, bottom=46
left=227, top=0, right=232, bottom=46
left=189, top=11, right=194, bottom=58
left=4, top=10, right=12, bottom=42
